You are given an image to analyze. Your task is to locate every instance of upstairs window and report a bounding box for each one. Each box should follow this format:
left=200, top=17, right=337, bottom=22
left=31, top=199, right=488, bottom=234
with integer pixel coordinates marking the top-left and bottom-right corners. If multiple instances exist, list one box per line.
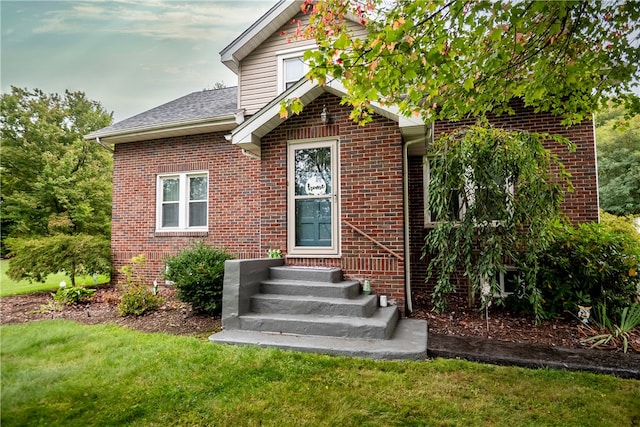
left=157, top=172, right=208, bottom=231
left=284, top=57, right=306, bottom=90
left=277, top=48, right=311, bottom=93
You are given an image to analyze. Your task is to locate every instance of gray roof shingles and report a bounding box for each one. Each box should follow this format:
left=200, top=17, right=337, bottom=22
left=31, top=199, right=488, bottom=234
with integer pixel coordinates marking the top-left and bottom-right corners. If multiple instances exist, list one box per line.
left=87, top=86, right=239, bottom=138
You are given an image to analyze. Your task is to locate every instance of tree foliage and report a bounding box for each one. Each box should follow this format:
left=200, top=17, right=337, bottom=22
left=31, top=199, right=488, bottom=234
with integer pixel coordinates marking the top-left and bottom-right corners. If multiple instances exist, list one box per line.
left=5, top=234, right=110, bottom=287
left=1, top=87, right=113, bottom=241
left=423, top=122, right=570, bottom=316
left=595, top=106, right=640, bottom=216
left=290, top=0, right=639, bottom=125
left=0, top=87, right=113, bottom=282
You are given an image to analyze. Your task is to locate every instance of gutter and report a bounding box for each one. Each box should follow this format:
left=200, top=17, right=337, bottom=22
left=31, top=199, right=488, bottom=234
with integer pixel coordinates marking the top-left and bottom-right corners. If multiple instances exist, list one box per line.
left=85, top=115, right=238, bottom=145
left=94, top=137, right=114, bottom=153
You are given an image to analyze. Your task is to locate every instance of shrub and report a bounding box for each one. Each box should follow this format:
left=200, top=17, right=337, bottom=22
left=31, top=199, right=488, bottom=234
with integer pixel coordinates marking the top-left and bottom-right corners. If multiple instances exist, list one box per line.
left=52, top=282, right=96, bottom=306
left=527, top=220, right=640, bottom=321
left=118, top=286, right=163, bottom=317
left=164, top=243, right=234, bottom=315
left=117, top=254, right=164, bottom=317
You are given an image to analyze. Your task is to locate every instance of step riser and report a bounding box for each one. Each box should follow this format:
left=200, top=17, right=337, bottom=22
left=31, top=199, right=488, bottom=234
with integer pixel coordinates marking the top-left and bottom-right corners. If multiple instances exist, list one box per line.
left=260, top=281, right=360, bottom=299
left=240, top=310, right=399, bottom=340
left=250, top=296, right=378, bottom=317
left=270, top=266, right=343, bottom=283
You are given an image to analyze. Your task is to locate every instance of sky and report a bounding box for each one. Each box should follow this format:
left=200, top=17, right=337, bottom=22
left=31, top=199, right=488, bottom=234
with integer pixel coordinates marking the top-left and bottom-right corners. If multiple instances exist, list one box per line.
left=1, top=0, right=278, bottom=122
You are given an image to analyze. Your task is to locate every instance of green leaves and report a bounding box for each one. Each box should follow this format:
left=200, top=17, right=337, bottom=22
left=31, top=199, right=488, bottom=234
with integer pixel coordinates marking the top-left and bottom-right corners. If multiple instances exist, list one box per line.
left=0, top=87, right=113, bottom=244
left=5, top=234, right=111, bottom=286
left=297, top=0, right=640, bottom=125
left=596, top=105, right=640, bottom=216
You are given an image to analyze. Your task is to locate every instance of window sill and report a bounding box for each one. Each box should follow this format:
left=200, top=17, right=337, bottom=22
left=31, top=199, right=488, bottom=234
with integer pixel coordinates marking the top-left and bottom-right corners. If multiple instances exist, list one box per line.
left=424, top=220, right=506, bottom=229
left=154, top=230, right=208, bottom=237
left=286, top=251, right=342, bottom=259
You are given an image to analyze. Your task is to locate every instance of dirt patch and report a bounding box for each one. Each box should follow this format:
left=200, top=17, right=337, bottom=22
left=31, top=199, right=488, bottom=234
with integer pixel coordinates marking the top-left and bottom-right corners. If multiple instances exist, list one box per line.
left=1, top=287, right=637, bottom=353
left=0, top=287, right=220, bottom=338
left=410, top=293, right=640, bottom=353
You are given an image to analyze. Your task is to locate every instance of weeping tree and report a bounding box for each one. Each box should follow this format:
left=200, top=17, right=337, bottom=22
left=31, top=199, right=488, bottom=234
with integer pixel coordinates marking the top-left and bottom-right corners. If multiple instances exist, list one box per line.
left=423, top=122, right=572, bottom=319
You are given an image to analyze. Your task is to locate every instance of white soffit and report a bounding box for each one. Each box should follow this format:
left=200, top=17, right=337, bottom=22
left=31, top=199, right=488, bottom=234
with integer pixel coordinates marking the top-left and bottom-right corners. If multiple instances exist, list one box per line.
left=231, top=78, right=428, bottom=157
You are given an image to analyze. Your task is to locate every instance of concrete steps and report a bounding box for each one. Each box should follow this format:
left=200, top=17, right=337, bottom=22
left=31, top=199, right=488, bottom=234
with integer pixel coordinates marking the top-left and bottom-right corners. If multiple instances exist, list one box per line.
left=240, top=306, right=399, bottom=339
left=211, top=261, right=427, bottom=360
left=251, top=293, right=379, bottom=317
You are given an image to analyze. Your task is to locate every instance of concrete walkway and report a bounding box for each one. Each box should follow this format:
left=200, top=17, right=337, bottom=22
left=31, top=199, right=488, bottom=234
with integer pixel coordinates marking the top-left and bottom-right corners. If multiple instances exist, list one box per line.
left=429, top=333, right=640, bottom=379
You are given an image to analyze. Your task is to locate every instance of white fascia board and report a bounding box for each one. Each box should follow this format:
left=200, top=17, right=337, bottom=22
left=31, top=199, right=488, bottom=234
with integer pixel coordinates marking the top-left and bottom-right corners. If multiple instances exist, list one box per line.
left=232, top=77, right=428, bottom=154
left=85, top=116, right=237, bottom=144
left=220, top=0, right=302, bottom=74
left=231, top=78, right=322, bottom=150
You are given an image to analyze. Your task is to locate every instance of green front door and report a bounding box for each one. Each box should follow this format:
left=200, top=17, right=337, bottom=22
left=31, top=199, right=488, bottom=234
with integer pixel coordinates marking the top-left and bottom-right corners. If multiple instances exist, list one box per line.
left=288, top=140, right=339, bottom=255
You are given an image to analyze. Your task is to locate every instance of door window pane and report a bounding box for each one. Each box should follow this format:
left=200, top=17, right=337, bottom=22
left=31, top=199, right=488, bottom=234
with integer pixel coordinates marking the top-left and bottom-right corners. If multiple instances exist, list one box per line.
left=295, top=199, right=332, bottom=246
left=294, top=147, right=332, bottom=196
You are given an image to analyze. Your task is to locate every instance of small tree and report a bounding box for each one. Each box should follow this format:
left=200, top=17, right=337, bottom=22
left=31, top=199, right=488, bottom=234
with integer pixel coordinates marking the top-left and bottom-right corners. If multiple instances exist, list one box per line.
left=6, top=234, right=110, bottom=286
left=423, top=122, right=571, bottom=320
left=164, top=243, right=234, bottom=315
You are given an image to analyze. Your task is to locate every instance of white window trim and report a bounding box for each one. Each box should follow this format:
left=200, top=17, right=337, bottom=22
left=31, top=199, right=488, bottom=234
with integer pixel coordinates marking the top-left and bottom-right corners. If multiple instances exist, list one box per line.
left=156, top=171, right=208, bottom=232
left=481, top=266, right=522, bottom=298
left=424, top=156, right=514, bottom=228
left=287, top=139, right=341, bottom=257
left=424, top=156, right=465, bottom=227
left=276, top=45, right=314, bottom=94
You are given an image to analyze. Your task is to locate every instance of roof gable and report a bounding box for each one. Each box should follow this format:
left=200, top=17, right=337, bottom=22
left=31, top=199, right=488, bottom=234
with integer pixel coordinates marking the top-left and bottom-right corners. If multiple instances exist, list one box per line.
left=220, top=1, right=303, bottom=74
left=231, top=78, right=428, bottom=158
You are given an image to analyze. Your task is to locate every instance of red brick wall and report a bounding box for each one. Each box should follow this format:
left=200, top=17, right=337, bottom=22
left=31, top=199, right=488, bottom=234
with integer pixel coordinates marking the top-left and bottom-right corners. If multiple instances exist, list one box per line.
left=111, top=132, right=261, bottom=284
left=260, top=93, right=407, bottom=310
left=409, top=102, right=599, bottom=300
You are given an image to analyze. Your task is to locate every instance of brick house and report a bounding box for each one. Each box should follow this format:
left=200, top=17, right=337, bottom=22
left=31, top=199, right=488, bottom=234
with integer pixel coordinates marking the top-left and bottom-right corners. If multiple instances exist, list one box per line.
left=85, top=1, right=599, bottom=316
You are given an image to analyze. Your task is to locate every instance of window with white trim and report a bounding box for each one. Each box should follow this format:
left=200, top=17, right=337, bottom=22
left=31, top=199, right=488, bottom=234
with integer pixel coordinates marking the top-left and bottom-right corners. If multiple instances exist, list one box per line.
left=482, top=267, right=524, bottom=298
left=424, top=157, right=464, bottom=224
left=156, top=172, right=208, bottom=231
left=277, top=48, right=311, bottom=93
left=424, top=156, right=514, bottom=226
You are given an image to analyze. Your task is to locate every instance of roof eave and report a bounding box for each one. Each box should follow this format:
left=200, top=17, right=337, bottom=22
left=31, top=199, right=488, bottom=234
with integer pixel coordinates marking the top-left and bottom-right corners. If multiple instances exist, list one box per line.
left=85, top=115, right=238, bottom=145
left=231, top=78, right=428, bottom=158
left=220, top=0, right=302, bottom=74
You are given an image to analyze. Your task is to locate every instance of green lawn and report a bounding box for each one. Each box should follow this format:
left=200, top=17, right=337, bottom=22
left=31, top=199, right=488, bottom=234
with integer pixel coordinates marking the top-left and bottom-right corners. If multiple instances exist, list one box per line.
left=1, top=320, right=639, bottom=426
left=0, top=259, right=109, bottom=297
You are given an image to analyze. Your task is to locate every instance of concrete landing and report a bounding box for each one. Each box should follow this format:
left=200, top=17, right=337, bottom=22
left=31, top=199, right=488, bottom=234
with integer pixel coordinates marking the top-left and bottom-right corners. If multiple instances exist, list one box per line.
left=210, top=318, right=428, bottom=360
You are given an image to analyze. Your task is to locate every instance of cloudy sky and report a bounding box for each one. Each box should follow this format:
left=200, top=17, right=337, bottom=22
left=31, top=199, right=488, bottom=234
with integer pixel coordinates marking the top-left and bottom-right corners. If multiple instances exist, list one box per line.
left=1, top=0, right=278, bottom=122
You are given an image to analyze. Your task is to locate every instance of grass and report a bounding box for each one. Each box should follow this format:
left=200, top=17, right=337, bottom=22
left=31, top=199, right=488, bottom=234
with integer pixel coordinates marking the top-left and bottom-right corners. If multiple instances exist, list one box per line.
left=0, top=259, right=109, bottom=297
left=2, top=321, right=639, bottom=426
